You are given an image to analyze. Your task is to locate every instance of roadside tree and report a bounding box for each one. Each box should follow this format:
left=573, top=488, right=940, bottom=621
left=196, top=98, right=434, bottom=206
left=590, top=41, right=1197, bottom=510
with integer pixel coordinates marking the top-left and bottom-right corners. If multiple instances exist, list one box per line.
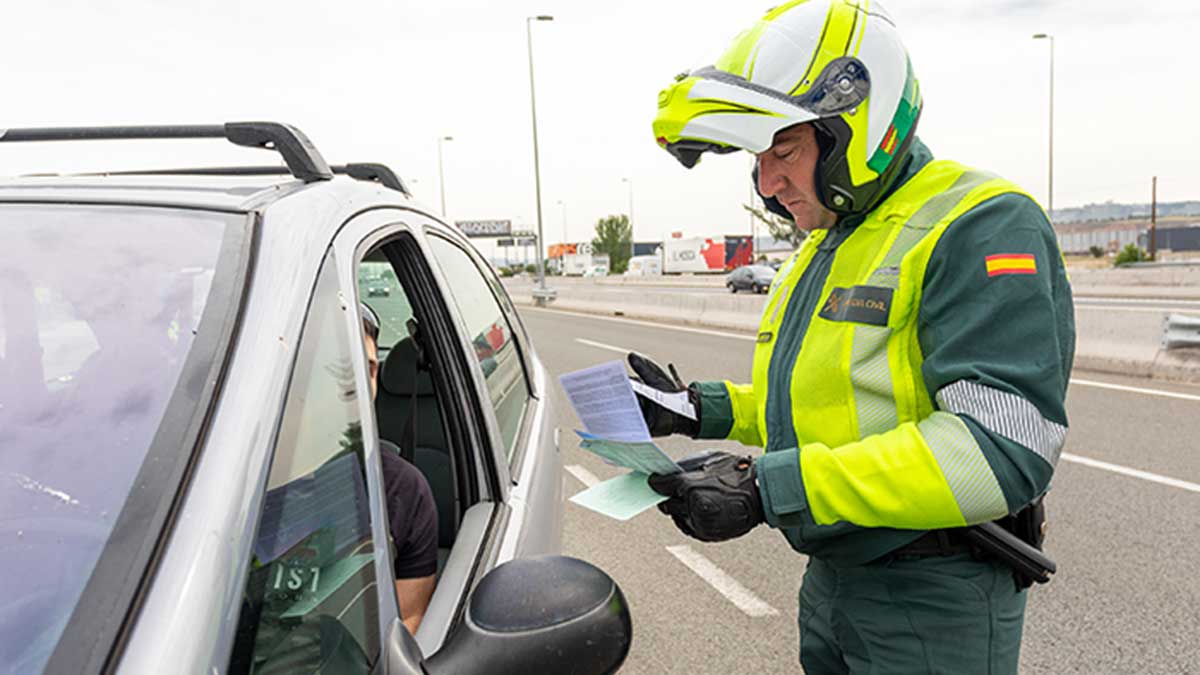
left=592, top=214, right=632, bottom=274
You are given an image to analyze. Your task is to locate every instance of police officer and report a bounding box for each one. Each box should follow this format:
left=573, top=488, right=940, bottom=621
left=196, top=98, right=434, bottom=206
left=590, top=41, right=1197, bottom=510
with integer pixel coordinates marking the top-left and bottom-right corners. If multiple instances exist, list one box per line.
left=636, top=1, right=1075, bottom=672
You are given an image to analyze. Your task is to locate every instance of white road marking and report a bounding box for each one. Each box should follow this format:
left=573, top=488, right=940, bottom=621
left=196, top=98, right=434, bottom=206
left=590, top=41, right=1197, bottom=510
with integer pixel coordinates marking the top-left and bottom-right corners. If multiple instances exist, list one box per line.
left=1061, top=453, right=1200, bottom=494
left=575, top=338, right=631, bottom=355
left=1070, top=378, right=1200, bottom=402
left=1075, top=297, right=1200, bottom=307
left=666, top=545, right=779, bottom=618
left=564, top=464, right=600, bottom=488
left=522, top=305, right=756, bottom=341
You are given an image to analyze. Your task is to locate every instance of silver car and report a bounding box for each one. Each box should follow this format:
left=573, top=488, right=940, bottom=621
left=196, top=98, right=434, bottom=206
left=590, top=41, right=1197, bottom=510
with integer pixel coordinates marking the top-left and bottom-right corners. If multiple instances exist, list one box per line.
left=0, top=123, right=630, bottom=675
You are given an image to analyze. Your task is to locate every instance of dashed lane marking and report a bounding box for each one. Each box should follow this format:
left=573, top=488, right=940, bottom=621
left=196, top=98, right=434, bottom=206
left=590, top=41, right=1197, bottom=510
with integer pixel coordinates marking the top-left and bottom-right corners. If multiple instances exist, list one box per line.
left=666, top=545, right=779, bottom=618
left=564, top=464, right=600, bottom=488
left=575, top=338, right=631, bottom=355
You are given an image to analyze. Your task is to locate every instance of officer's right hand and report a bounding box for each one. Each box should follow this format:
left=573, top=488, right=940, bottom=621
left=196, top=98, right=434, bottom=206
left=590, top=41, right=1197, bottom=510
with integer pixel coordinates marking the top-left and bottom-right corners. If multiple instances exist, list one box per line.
left=628, top=352, right=700, bottom=437
left=647, top=451, right=764, bottom=543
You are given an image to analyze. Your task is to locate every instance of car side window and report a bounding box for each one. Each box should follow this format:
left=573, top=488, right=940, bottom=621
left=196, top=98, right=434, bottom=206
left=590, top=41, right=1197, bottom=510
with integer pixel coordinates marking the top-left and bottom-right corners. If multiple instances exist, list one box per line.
left=426, top=234, right=530, bottom=461
left=357, top=259, right=412, bottom=351
left=228, top=250, right=380, bottom=674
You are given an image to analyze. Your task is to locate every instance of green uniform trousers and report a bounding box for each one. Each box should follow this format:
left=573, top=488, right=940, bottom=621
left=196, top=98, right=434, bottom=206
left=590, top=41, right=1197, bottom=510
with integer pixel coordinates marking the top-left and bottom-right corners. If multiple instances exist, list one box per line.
left=798, top=553, right=1028, bottom=674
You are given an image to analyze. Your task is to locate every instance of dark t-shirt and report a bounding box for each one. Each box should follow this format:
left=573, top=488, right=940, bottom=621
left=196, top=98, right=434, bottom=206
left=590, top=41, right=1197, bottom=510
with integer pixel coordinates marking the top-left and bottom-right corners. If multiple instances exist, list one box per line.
left=380, top=449, right=439, bottom=579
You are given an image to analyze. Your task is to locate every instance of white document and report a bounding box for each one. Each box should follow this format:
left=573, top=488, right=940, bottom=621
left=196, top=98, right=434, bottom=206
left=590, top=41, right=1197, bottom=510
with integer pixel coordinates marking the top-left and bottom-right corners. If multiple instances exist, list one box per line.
left=559, top=360, right=651, bottom=442
left=569, top=472, right=667, bottom=521
left=629, top=380, right=697, bottom=421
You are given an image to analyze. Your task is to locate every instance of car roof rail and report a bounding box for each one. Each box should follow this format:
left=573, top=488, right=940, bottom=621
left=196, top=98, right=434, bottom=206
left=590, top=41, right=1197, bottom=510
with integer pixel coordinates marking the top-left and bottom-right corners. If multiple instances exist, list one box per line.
left=0, top=122, right=333, bottom=183
left=338, top=163, right=410, bottom=195
left=88, top=163, right=411, bottom=196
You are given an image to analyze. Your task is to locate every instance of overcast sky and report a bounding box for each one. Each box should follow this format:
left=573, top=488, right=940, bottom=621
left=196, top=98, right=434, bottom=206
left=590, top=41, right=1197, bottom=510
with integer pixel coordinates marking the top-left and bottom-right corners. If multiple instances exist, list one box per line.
left=3, top=0, right=1197, bottom=256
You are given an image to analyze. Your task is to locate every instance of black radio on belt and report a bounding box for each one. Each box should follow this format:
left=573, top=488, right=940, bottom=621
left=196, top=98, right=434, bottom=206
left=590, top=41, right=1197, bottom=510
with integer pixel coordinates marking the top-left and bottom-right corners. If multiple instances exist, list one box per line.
left=964, top=521, right=1056, bottom=590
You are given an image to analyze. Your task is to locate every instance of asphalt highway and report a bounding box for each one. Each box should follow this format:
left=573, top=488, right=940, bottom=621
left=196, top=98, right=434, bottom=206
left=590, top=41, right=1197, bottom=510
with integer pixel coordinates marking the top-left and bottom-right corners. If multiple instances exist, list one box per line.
left=519, top=306, right=1200, bottom=674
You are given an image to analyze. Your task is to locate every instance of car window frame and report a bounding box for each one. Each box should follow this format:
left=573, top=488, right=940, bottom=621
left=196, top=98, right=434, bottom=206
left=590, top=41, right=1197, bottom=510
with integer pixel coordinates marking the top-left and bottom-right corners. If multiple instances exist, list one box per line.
left=29, top=203, right=255, bottom=675
left=421, top=228, right=536, bottom=470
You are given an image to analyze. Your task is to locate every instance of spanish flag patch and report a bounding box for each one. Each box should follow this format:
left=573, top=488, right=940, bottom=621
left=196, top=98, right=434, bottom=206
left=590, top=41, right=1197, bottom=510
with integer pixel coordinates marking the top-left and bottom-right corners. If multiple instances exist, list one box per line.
left=986, top=254, right=1037, bottom=277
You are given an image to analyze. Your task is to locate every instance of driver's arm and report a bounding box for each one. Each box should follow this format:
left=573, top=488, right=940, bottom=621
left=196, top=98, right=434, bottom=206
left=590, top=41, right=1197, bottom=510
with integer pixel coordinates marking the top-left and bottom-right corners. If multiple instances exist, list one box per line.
left=395, top=576, right=436, bottom=634
left=381, top=451, right=440, bottom=633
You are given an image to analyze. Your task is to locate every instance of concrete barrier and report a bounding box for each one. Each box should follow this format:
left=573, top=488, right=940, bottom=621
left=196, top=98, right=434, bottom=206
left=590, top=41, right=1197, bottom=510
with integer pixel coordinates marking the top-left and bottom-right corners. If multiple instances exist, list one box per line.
left=505, top=278, right=1200, bottom=384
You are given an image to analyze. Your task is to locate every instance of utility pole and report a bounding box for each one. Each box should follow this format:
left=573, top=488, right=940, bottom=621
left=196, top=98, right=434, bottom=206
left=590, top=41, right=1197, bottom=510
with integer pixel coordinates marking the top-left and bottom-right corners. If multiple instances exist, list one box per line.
left=437, top=135, right=453, bottom=216
left=1150, top=176, right=1158, bottom=261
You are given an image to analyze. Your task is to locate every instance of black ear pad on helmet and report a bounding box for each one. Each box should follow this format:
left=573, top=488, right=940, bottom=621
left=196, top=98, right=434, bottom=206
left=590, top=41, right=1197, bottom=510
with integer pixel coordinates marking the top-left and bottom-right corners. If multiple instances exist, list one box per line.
left=811, top=108, right=922, bottom=217
left=810, top=118, right=861, bottom=216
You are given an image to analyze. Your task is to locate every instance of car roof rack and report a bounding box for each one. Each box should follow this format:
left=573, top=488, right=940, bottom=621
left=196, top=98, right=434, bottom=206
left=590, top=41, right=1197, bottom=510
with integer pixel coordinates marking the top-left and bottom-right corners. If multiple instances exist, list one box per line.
left=95, top=163, right=411, bottom=196
left=0, top=122, right=333, bottom=183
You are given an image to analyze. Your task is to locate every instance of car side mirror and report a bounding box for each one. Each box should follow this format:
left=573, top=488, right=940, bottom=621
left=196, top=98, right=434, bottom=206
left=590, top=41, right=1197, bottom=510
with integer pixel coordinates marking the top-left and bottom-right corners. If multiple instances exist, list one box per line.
left=422, top=555, right=631, bottom=675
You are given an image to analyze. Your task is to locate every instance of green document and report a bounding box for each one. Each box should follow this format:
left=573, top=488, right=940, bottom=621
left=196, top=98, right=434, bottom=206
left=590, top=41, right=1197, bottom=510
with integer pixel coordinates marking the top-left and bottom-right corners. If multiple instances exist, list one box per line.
left=569, top=472, right=667, bottom=521
left=577, top=431, right=681, bottom=475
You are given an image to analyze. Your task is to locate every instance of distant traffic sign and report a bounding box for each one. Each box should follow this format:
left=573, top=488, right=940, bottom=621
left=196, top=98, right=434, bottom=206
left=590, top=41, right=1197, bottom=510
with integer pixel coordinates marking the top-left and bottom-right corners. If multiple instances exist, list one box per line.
left=456, top=219, right=512, bottom=237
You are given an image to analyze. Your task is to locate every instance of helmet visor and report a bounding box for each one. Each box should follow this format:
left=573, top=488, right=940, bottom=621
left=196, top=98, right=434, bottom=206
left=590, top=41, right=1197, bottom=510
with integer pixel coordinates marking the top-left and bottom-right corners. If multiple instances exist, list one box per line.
left=655, top=57, right=869, bottom=166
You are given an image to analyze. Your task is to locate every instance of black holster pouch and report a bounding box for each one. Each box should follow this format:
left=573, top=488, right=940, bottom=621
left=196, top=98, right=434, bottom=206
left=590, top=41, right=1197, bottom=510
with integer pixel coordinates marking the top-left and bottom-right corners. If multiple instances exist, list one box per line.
left=965, top=496, right=1055, bottom=591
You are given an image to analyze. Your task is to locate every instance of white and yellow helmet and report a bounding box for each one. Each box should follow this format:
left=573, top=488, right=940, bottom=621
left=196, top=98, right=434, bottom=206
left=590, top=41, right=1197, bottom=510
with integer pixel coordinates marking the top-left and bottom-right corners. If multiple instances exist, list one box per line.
left=653, top=0, right=922, bottom=217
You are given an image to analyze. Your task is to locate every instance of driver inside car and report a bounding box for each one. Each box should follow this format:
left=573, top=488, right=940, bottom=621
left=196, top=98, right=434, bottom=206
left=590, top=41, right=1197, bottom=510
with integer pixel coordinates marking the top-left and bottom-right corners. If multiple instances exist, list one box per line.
left=360, top=303, right=438, bottom=634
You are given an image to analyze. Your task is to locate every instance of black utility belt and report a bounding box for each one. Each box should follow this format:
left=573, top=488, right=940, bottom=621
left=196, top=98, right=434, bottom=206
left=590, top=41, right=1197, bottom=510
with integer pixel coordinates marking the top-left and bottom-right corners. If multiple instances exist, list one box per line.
left=890, top=529, right=972, bottom=558
left=888, top=517, right=1057, bottom=590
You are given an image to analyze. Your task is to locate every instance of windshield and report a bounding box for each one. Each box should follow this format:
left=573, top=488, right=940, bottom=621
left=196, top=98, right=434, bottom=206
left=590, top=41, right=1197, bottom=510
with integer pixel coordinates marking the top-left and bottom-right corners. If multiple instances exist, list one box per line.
left=0, top=203, right=237, bottom=672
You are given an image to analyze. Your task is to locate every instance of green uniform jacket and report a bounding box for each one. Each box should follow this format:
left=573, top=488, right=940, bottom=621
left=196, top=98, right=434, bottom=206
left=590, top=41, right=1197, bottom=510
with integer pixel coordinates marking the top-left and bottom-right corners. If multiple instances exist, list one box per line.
left=694, top=140, right=1075, bottom=566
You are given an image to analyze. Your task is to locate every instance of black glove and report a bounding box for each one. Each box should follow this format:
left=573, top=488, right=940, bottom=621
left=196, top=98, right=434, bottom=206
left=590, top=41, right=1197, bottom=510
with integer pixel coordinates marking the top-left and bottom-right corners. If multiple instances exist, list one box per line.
left=627, top=352, right=701, bottom=438
left=647, top=452, right=764, bottom=543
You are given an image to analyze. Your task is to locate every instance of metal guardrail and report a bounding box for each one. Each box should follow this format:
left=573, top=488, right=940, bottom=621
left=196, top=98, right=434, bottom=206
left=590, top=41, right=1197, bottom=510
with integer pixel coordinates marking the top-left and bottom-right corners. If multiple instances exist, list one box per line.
left=1162, top=313, right=1200, bottom=350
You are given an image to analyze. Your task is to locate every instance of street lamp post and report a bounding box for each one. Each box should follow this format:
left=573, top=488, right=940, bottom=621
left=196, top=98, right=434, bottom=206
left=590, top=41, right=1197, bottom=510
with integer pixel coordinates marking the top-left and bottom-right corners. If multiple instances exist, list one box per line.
left=1033, top=33, right=1054, bottom=220
left=437, top=135, right=453, bottom=217
left=527, top=15, right=555, bottom=306
left=749, top=178, right=757, bottom=262
left=622, top=177, right=634, bottom=258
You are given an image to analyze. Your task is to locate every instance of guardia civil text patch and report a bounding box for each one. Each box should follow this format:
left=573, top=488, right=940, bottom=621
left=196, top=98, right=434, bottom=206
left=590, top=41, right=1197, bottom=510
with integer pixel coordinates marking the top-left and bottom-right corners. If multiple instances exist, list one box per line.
left=818, top=286, right=893, bottom=326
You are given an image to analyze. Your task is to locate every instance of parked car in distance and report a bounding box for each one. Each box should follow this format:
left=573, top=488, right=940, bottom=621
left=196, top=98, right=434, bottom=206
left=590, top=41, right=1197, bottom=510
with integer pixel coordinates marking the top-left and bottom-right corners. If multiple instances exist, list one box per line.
left=366, top=283, right=391, bottom=297
left=727, top=264, right=776, bottom=294
left=0, top=122, right=631, bottom=675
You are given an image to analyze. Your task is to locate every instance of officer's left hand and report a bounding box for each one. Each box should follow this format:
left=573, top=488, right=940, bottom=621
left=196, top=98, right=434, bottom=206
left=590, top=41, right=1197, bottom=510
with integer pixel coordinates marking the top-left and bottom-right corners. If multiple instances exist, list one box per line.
left=648, top=452, right=764, bottom=543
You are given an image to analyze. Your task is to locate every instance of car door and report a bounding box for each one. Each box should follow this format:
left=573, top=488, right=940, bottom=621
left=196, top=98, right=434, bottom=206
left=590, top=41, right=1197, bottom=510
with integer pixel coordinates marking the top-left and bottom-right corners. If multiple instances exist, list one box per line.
left=417, top=222, right=562, bottom=563
left=328, top=209, right=514, bottom=659
left=223, top=245, right=393, bottom=675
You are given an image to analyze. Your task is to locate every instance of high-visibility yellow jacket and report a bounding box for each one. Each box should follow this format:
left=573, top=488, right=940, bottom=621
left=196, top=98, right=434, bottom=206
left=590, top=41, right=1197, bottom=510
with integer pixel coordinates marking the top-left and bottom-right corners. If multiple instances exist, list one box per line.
left=694, top=140, right=1075, bottom=566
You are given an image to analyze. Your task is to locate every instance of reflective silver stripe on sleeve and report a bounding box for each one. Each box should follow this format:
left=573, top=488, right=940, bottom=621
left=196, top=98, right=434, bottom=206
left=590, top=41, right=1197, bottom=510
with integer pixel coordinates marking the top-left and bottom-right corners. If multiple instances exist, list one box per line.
left=918, top=413, right=1009, bottom=523
left=935, top=380, right=1067, bottom=467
